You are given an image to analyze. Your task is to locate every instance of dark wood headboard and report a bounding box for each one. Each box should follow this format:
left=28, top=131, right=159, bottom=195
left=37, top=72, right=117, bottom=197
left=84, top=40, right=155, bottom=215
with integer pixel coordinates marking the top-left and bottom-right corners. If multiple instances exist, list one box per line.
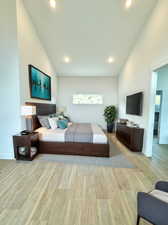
left=26, top=102, right=56, bottom=115
left=26, top=102, right=56, bottom=130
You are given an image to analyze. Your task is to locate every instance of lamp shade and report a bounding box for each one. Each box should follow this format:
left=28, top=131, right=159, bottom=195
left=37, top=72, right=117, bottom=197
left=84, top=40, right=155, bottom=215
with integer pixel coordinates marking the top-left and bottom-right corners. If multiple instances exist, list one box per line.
left=58, top=106, right=67, bottom=113
left=21, top=105, right=36, bottom=116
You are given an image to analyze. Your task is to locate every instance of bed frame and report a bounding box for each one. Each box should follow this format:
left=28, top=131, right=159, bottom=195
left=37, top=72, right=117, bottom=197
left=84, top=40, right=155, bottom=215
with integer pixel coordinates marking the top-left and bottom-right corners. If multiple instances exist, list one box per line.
left=26, top=102, right=110, bottom=157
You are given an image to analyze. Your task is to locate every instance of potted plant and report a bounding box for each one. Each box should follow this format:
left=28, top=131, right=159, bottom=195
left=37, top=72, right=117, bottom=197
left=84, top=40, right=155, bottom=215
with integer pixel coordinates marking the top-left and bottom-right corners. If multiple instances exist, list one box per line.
left=104, top=105, right=117, bottom=133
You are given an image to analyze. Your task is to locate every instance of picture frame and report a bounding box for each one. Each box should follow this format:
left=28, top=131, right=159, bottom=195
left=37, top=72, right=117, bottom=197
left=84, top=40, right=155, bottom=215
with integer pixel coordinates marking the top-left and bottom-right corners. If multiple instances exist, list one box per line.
left=29, top=65, right=51, bottom=101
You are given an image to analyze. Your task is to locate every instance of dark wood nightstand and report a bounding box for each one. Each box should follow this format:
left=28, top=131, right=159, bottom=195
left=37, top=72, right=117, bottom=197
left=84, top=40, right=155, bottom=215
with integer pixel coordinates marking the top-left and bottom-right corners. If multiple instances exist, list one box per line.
left=13, top=132, right=39, bottom=161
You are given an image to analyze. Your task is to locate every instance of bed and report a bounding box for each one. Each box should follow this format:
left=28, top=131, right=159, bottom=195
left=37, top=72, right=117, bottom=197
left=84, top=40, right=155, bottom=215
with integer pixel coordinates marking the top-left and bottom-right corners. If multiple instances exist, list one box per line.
left=26, top=102, right=110, bottom=157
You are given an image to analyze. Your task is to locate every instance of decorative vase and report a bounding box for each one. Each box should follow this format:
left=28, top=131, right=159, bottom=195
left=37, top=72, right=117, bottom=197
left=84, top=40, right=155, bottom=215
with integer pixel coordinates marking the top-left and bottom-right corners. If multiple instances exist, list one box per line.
left=107, top=122, right=114, bottom=133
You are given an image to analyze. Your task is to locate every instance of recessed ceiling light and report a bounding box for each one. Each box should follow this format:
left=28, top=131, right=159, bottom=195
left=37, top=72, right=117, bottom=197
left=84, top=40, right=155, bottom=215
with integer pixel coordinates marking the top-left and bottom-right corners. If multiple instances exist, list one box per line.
left=64, top=57, right=71, bottom=63
left=107, top=57, right=115, bottom=64
left=49, top=0, right=56, bottom=9
left=125, top=0, right=132, bottom=9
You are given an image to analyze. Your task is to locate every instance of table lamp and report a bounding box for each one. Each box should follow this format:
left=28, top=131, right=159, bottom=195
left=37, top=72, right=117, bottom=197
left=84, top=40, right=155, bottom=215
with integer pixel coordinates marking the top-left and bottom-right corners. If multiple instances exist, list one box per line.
left=21, top=105, right=36, bottom=133
left=58, top=106, right=67, bottom=115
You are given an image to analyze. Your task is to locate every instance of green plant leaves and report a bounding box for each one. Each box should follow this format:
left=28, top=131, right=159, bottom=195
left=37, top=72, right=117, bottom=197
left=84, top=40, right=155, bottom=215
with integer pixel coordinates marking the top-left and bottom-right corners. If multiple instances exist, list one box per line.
left=104, top=105, right=117, bottom=124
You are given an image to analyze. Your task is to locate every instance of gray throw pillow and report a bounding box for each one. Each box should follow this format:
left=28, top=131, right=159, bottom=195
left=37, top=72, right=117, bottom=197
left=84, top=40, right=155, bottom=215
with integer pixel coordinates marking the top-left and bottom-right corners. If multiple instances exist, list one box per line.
left=49, top=113, right=57, bottom=118
left=38, top=116, right=50, bottom=129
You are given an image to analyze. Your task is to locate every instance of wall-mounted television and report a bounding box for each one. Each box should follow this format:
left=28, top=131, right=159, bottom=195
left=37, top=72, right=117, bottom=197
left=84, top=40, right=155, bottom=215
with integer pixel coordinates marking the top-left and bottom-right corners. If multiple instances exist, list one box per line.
left=126, top=92, right=143, bottom=116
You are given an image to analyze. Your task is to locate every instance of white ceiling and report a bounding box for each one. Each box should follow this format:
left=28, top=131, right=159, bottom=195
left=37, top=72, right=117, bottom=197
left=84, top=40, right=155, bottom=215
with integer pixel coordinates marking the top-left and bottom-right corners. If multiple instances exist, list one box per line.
left=23, top=0, right=157, bottom=76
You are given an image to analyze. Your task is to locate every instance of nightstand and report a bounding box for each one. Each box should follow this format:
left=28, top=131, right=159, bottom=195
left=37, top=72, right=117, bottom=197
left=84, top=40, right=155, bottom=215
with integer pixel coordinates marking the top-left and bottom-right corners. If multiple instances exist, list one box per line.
left=13, top=132, right=39, bottom=161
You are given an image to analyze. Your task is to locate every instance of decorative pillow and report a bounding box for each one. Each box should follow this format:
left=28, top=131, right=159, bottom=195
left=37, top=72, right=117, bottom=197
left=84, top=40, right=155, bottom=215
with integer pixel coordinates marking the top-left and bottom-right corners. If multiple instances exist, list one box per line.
left=50, top=112, right=63, bottom=118
left=49, top=113, right=57, bottom=118
left=68, top=122, right=73, bottom=127
left=48, top=117, right=58, bottom=130
left=52, top=113, right=71, bottom=122
left=58, top=115, right=64, bottom=120
left=64, top=116, right=71, bottom=122
left=57, top=119, right=68, bottom=129
left=38, top=116, right=50, bottom=129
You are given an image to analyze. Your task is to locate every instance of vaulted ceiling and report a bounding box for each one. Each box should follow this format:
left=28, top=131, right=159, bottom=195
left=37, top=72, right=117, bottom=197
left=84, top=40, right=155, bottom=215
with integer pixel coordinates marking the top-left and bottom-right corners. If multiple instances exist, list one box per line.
left=23, top=0, right=157, bottom=76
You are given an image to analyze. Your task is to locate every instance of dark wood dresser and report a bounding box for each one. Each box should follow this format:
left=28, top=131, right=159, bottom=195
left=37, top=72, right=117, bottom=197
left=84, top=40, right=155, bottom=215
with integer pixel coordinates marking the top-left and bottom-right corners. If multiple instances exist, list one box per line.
left=116, top=123, right=144, bottom=152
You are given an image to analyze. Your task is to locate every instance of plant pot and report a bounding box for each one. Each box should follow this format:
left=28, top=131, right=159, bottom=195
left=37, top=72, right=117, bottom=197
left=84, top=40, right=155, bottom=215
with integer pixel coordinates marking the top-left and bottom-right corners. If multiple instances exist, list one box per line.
left=107, top=123, right=114, bottom=133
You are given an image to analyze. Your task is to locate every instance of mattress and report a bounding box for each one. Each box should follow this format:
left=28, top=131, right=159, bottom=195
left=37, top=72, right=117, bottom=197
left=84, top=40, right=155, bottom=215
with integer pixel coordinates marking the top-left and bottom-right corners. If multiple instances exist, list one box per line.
left=36, top=124, right=107, bottom=144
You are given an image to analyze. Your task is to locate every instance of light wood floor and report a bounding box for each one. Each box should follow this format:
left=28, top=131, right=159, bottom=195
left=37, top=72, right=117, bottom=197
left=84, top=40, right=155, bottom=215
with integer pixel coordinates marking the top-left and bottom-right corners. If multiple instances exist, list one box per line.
left=0, top=135, right=168, bottom=225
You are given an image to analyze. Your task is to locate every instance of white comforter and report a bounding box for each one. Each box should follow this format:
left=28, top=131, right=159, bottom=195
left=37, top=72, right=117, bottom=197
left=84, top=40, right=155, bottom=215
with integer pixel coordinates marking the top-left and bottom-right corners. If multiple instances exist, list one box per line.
left=36, top=124, right=107, bottom=144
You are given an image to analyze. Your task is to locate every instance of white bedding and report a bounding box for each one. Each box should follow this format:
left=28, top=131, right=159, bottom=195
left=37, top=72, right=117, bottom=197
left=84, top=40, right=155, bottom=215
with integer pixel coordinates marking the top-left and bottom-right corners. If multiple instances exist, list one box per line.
left=91, top=124, right=108, bottom=144
left=36, top=124, right=107, bottom=144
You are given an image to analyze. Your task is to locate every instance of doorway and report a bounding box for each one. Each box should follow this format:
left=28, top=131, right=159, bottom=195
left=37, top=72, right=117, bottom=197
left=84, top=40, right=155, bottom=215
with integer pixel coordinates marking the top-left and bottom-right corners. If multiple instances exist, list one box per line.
left=153, top=90, right=162, bottom=143
left=152, top=65, right=168, bottom=157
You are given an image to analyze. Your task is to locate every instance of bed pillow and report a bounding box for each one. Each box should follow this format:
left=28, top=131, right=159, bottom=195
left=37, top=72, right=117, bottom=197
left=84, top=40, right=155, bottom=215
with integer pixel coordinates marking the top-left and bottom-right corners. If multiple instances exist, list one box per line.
left=38, top=116, right=50, bottom=129
left=48, top=117, right=58, bottom=130
left=68, top=122, right=73, bottom=127
left=57, top=119, right=68, bottom=129
left=58, top=115, right=64, bottom=120
left=51, top=113, right=71, bottom=122
left=64, top=116, right=71, bottom=122
left=49, top=113, right=57, bottom=118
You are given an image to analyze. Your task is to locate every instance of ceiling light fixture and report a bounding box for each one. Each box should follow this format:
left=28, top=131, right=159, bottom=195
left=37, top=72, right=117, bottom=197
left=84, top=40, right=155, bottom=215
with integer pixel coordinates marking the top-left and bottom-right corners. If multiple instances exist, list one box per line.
left=125, top=0, right=132, bottom=9
left=64, top=56, right=71, bottom=63
left=49, top=0, right=56, bottom=9
left=107, top=57, right=115, bottom=64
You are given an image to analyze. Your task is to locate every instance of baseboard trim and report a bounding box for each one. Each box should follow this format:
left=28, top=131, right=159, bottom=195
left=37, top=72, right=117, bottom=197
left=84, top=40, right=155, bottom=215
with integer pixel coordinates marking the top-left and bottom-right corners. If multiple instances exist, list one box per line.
left=0, top=153, right=14, bottom=160
left=143, top=152, right=152, bottom=158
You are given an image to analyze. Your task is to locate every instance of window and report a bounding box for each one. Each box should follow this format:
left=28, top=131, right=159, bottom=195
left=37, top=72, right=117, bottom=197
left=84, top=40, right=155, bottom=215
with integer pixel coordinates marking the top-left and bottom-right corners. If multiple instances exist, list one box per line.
left=73, top=94, right=103, bottom=105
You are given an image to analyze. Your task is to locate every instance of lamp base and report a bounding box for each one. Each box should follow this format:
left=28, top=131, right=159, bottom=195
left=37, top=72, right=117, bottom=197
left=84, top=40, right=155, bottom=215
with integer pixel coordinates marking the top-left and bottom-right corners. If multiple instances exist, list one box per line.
left=26, top=117, right=33, bottom=132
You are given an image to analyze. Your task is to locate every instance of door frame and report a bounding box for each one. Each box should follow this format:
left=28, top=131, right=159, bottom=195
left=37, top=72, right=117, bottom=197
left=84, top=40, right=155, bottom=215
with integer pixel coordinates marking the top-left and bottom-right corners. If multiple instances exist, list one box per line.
left=147, top=58, right=168, bottom=157
left=155, top=90, right=163, bottom=142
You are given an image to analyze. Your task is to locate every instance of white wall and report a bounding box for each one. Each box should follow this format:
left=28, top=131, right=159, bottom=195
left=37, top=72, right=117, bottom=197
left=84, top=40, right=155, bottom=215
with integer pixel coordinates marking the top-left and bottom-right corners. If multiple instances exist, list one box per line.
left=118, top=0, right=168, bottom=156
left=57, top=76, right=118, bottom=128
left=0, top=0, right=58, bottom=159
left=17, top=0, right=57, bottom=128
left=157, top=65, right=168, bottom=144
left=0, top=0, right=21, bottom=159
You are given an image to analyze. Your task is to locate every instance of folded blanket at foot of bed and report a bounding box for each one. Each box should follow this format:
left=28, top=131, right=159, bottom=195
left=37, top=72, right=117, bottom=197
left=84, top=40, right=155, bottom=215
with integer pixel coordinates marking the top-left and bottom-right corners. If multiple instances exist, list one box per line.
left=65, top=123, right=93, bottom=143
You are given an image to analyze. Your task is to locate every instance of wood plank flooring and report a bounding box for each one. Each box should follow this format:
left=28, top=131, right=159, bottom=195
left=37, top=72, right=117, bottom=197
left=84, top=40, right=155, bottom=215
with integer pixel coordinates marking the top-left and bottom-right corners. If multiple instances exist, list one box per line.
left=0, top=135, right=168, bottom=225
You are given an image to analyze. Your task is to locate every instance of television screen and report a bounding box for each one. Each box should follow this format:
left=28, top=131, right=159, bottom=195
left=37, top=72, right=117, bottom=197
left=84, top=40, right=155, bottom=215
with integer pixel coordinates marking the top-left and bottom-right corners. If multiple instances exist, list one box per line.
left=126, top=92, right=143, bottom=116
